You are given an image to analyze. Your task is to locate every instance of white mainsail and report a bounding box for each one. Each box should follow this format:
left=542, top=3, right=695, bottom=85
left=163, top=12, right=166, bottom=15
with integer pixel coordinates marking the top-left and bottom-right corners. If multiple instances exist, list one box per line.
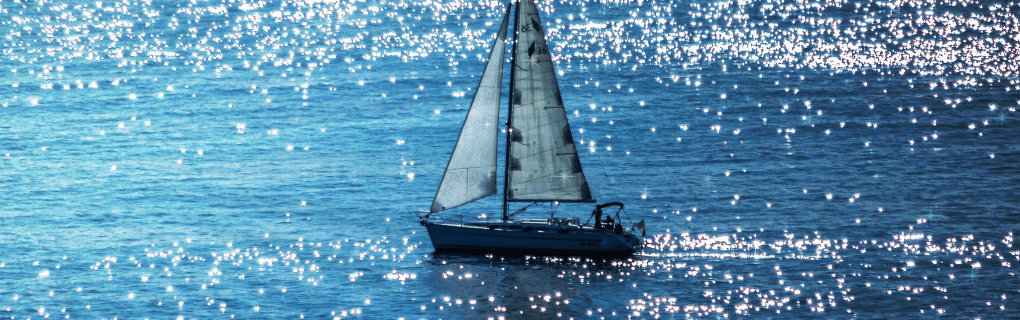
left=506, top=0, right=593, bottom=203
left=430, top=7, right=512, bottom=213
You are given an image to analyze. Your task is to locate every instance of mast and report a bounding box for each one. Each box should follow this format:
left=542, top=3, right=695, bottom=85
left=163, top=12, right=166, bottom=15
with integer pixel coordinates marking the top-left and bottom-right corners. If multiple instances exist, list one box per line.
left=502, top=0, right=520, bottom=222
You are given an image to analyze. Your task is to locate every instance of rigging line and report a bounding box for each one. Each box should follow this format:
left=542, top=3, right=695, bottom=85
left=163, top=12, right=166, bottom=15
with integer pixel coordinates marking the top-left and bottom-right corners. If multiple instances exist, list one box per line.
left=585, top=144, right=612, bottom=201
left=620, top=207, right=634, bottom=225
left=502, top=0, right=518, bottom=222
left=595, top=142, right=611, bottom=179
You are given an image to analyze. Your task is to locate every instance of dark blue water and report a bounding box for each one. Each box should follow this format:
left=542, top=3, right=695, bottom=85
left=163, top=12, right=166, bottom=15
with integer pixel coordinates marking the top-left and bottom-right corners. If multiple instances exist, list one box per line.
left=2, top=0, right=1019, bottom=318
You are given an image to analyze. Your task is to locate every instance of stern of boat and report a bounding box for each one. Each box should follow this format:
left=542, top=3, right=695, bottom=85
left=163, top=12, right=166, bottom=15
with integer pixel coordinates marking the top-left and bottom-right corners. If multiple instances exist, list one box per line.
left=620, top=232, right=642, bottom=252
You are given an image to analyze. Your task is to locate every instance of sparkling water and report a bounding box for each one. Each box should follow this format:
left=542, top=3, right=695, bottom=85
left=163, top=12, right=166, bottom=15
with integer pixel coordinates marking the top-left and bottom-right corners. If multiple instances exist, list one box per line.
left=2, top=0, right=1018, bottom=318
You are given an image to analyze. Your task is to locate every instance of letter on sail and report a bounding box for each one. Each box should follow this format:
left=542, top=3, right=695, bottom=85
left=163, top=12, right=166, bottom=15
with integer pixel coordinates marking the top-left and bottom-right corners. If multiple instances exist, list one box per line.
left=430, top=8, right=511, bottom=213
left=507, top=0, right=594, bottom=203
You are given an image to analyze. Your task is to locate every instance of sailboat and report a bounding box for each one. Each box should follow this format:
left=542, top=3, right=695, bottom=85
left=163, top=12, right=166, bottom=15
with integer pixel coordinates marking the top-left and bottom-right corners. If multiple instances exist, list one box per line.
left=417, top=0, right=644, bottom=257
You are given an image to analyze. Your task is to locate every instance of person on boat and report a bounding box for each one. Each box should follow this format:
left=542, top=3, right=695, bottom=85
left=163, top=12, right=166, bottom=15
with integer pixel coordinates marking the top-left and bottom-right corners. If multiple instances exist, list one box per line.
left=605, top=215, right=614, bottom=230
left=593, top=207, right=603, bottom=229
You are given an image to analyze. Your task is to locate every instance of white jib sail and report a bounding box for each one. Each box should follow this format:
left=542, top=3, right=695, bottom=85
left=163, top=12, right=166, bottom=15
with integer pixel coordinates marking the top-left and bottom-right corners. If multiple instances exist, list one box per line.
left=430, top=7, right=512, bottom=213
left=507, top=0, right=593, bottom=203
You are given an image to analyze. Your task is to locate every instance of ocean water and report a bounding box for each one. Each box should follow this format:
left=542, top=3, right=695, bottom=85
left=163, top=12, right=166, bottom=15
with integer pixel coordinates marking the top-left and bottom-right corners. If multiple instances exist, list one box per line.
left=2, top=0, right=1019, bottom=318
